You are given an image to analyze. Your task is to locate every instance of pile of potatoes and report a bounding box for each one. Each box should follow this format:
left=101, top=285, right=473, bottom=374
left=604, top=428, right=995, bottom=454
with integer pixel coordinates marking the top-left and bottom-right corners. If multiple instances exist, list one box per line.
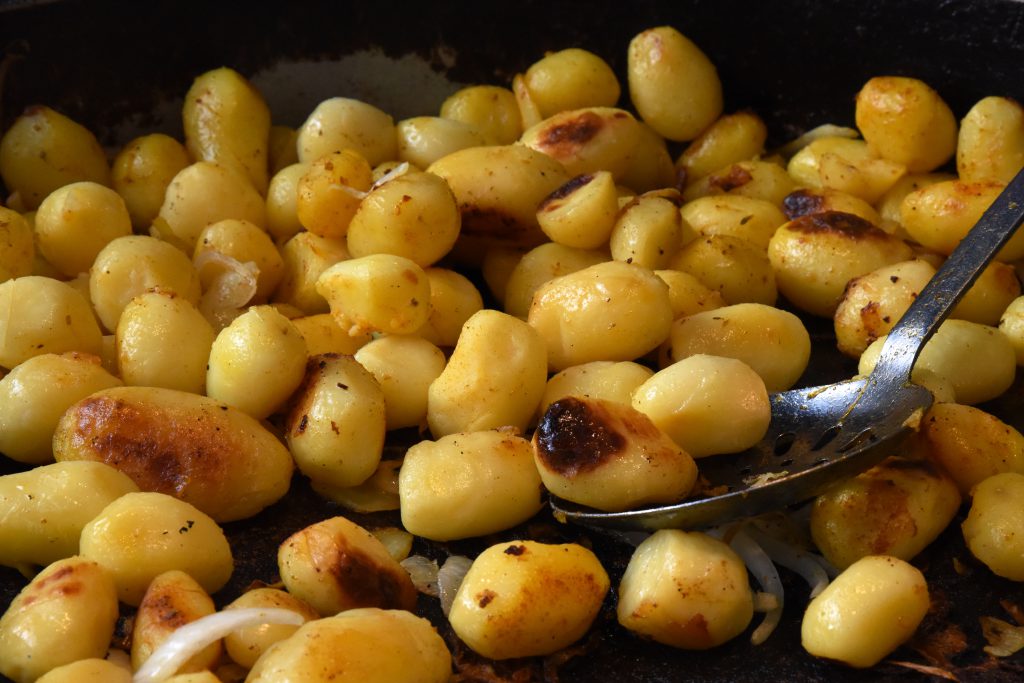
left=1, top=22, right=1024, bottom=682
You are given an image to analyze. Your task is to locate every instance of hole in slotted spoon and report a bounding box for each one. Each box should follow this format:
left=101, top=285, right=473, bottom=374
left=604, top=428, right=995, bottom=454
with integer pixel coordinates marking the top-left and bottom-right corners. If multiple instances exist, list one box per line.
left=837, top=428, right=877, bottom=453
left=811, top=424, right=842, bottom=451
left=773, top=432, right=796, bottom=456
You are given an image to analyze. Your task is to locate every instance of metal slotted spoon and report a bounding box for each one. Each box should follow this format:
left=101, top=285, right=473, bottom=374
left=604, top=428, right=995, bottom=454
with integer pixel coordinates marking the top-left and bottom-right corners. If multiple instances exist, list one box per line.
left=552, top=167, right=1024, bottom=532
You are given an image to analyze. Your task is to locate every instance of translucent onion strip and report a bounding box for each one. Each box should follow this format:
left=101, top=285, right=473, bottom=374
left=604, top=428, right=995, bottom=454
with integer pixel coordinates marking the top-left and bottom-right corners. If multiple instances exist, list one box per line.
left=401, top=554, right=440, bottom=597
left=371, top=161, right=410, bottom=190
left=437, top=555, right=473, bottom=617
left=743, top=525, right=831, bottom=598
left=194, top=249, right=259, bottom=331
left=727, top=528, right=784, bottom=645
left=132, top=607, right=305, bottom=683
left=773, top=123, right=860, bottom=158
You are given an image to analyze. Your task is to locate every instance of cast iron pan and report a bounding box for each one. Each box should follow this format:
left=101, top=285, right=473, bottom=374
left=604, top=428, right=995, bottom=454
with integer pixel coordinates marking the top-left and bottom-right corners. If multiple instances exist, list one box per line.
left=2, top=0, right=1024, bottom=680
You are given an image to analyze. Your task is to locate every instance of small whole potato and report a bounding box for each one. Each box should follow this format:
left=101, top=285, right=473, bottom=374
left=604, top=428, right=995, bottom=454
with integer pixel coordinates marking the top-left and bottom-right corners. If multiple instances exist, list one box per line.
left=353, top=336, right=445, bottom=430
left=399, top=429, right=543, bottom=541
left=416, top=267, right=485, bottom=348
left=296, top=150, right=374, bottom=240
left=962, top=472, right=1024, bottom=581
left=449, top=540, right=610, bottom=660
left=183, top=67, right=271, bottom=193
left=920, top=402, right=1024, bottom=496
left=117, top=291, right=215, bottom=394
left=33, top=181, right=132, bottom=277
left=278, top=516, right=418, bottom=616
left=346, top=171, right=461, bottom=267
left=503, top=242, right=607, bottom=319
left=427, top=309, right=547, bottom=436
left=781, top=187, right=882, bottom=227
left=0, top=105, right=110, bottom=209
left=111, top=132, right=190, bottom=230
left=682, top=159, right=797, bottom=207
left=0, top=461, right=138, bottom=570
left=668, top=234, right=777, bottom=306
left=0, top=352, right=121, bottom=464
left=266, top=162, right=309, bottom=242
left=245, top=608, right=451, bottom=683
left=0, top=276, right=103, bottom=369
left=79, top=491, right=232, bottom=605
left=286, top=354, right=386, bottom=489
left=858, top=319, right=1015, bottom=405
left=527, top=260, right=673, bottom=371
left=617, top=530, right=753, bottom=650
left=680, top=194, right=785, bottom=251
left=768, top=211, right=914, bottom=318
left=0, top=557, right=120, bottom=683
left=802, top=555, right=929, bottom=668
left=440, top=85, right=522, bottom=145
left=628, top=26, right=723, bottom=141
left=427, top=144, right=571, bottom=258
left=396, top=116, right=487, bottom=168
left=34, top=659, right=131, bottom=683
left=668, top=303, right=810, bottom=392
left=273, top=231, right=350, bottom=314
left=316, top=254, right=431, bottom=336
left=291, top=313, right=372, bottom=356
left=619, top=122, right=677, bottom=193
left=533, top=396, right=697, bottom=512
left=223, top=588, right=319, bottom=669
left=0, top=206, right=33, bottom=282
left=654, top=269, right=726, bottom=319
left=810, top=457, right=961, bottom=570
left=855, top=76, right=957, bottom=173
left=206, top=305, right=308, bottom=418
left=609, top=192, right=686, bottom=270
left=194, top=218, right=285, bottom=303
left=89, top=235, right=201, bottom=332
left=536, top=171, right=620, bottom=249
left=53, top=385, right=294, bottom=522
left=676, top=111, right=768, bottom=186
left=632, top=354, right=770, bottom=458
left=156, top=161, right=266, bottom=251
left=1000, top=295, right=1024, bottom=365
left=522, top=48, right=620, bottom=119
left=957, top=96, right=1024, bottom=184
left=297, top=97, right=397, bottom=168
left=787, top=136, right=907, bottom=205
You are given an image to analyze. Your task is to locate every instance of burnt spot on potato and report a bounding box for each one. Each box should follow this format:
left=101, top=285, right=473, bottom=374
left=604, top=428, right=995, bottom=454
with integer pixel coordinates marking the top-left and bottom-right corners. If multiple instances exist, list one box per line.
left=708, top=165, right=753, bottom=192
left=782, top=189, right=826, bottom=219
left=286, top=353, right=341, bottom=437
left=326, top=535, right=418, bottom=612
left=785, top=210, right=890, bottom=240
left=536, top=111, right=606, bottom=157
left=534, top=396, right=669, bottom=479
left=539, top=174, right=595, bottom=210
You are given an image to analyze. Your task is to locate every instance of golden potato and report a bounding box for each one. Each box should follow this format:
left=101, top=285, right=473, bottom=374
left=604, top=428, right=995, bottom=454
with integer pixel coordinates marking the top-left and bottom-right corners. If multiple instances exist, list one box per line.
left=0, top=206, right=33, bottom=282
left=194, top=218, right=285, bottom=303
left=539, top=360, right=654, bottom=413
left=265, top=162, right=309, bottom=242
left=962, top=472, right=1024, bottom=581
left=0, top=461, right=138, bottom=570
left=317, top=254, right=431, bottom=336
left=522, top=48, right=620, bottom=119
left=536, top=171, right=619, bottom=249
left=957, top=96, right=1024, bottom=183
left=676, top=111, right=767, bottom=186
left=449, top=540, right=609, bottom=659
left=0, top=557, right=119, bottom=683
left=920, top=402, right=1024, bottom=496
left=680, top=194, right=785, bottom=251
left=440, top=84, right=522, bottom=145
left=132, top=570, right=220, bottom=673
left=810, top=457, right=961, bottom=570
left=246, top=608, right=451, bottom=683
left=618, top=530, right=753, bottom=650
left=273, top=231, right=350, bottom=314
left=112, top=133, right=190, bottom=230
left=278, top=516, right=417, bottom=616
left=399, top=429, right=542, bottom=540
left=682, top=159, right=796, bottom=207
left=0, top=276, right=103, bottom=369
left=353, top=336, right=445, bottom=430
left=520, top=107, right=641, bottom=180
left=54, top=385, right=294, bottom=521
left=533, top=396, right=697, bottom=512
left=297, top=97, right=397, bottom=168
left=396, top=116, right=487, bottom=168
left=610, top=192, right=687, bottom=270
left=787, top=136, right=906, bottom=204
left=415, top=267, right=485, bottom=348
left=0, top=105, right=110, bottom=210
left=503, top=242, right=607, bottom=319
left=669, top=234, right=777, bottom=306
left=79, top=491, right=232, bottom=605
left=223, top=588, right=319, bottom=669
left=628, top=26, right=722, bottom=141
left=801, top=555, right=929, bottom=668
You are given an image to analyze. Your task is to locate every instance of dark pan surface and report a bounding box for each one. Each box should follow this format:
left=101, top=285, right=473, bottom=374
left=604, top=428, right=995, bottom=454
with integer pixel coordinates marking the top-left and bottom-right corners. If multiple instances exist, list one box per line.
left=2, top=0, right=1024, bottom=680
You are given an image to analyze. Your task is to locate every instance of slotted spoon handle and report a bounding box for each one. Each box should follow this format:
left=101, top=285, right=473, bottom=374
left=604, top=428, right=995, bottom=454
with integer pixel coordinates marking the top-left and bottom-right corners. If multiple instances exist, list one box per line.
left=870, top=167, right=1024, bottom=386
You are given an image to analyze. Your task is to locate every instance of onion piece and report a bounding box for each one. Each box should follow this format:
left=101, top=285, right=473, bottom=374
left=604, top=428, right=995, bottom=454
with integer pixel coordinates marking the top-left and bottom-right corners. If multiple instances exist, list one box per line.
left=370, top=161, right=410, bottom=190
left=132, top=607, right=305, bottom=683
left=371, top=527, right=414, bottom=561
left=194, top=249, right=259, bottom=331
left=438, top=555, right=473, bottom=617
left=330, top=182, right=368, bottom=201
left=981, top=616, right=1024, bottom=657
left=727, top=528, right=784, bottom=645
left=401, top=555, right=440, bottom=597
left=772, top=123, right=860, bottom=159
left=743, top=525, right=831, bottom=598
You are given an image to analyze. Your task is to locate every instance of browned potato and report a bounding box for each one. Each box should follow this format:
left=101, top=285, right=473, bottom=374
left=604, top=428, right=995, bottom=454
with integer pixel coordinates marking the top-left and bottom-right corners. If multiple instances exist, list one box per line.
left=52, top=385, right=293, bottom=521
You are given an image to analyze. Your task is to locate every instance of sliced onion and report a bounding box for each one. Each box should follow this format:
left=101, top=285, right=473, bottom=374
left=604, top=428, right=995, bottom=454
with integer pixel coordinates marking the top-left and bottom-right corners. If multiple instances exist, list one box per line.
left=132, top=607, right=305, bottom=683
left=743, top=526, right=830, bottom=598
left=330, top=182, right=368, bottom=201
left=981, top=616, right=1024, bottom=657
left=371, top=527, right=414, bottom=561
left=728, top=528, right=784, bottom=645
left=438, top=555, right=473, bottom=617
left=371, top=161, right=410, bottom=190
left=772, top=123, right=860, bottom=158
left=194, top=250, right=259, bottom=331
left=400, top=555, right=439, bottom=597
